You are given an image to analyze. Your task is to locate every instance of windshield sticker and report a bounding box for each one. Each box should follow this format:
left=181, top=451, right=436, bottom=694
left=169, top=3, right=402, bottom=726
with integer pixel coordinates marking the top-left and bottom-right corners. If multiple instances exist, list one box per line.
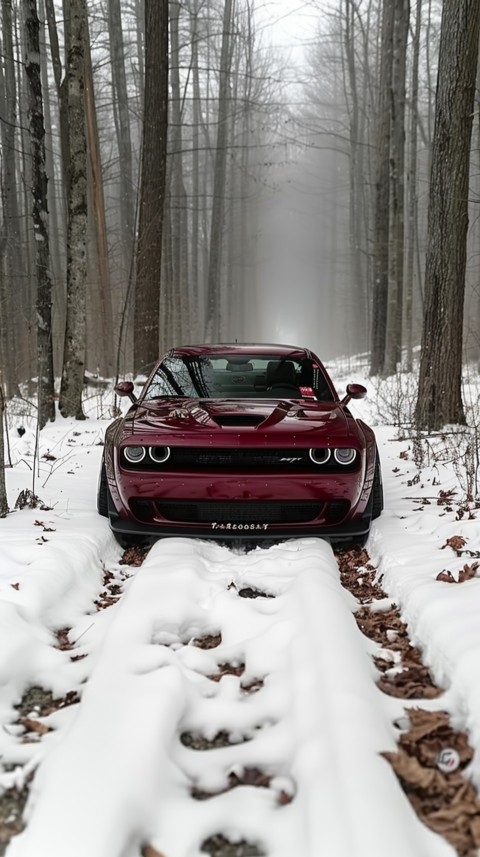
left=300, top=386, right=316, bottom=399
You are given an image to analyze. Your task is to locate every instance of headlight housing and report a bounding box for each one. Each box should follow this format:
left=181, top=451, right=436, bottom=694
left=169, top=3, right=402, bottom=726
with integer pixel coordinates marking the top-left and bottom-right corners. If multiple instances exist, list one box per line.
left=123, top=446, right=146, bottom=464
left=309, top=448, right=331, bottom=465
left=149, top=446, right=171, bottom=464
left=334, top=448, right=357, bottom=465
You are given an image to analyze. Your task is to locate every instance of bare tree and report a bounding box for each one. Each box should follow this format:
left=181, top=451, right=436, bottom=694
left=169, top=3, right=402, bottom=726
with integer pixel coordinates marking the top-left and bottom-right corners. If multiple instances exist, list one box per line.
left=23, top=0, right=55, bottom=429
left=59, top=0, right=88, bottom=419
left=405, top=0, right=422, bottom=372
left=415, top=0, right=480, bottom=430
left=205, top=0, right=233, bottom=341
left=1, top=0, right=23, bottom=392
left=370, top=0, right=394, bottom=375
left=107, top=0, right=135, bottom=271
left=85, top=20, right=114, bottom=376
left=133, top=0, right=169, bottom=372
left=0, top=386, right=7, bottom=516
left=384, top=0, right=409, bottom=375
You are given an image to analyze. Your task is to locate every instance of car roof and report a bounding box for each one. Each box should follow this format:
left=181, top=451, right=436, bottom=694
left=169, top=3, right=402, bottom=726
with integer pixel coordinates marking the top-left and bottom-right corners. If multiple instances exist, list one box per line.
left=170, top=343, right=312, bottom=360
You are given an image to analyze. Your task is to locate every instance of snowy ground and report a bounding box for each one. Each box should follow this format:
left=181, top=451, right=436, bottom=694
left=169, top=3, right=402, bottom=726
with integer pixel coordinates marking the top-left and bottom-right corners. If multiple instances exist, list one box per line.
left=1, top=371, right=480, bottom=857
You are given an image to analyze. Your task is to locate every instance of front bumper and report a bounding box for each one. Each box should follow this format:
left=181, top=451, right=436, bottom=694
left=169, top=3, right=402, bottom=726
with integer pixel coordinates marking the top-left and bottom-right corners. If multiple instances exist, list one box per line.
left=107, top=503, right=372, bottom=544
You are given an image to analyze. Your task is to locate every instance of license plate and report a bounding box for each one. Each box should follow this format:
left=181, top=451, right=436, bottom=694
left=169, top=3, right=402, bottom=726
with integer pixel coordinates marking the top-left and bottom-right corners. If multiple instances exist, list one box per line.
left=211, top=522, right=269, bottom=531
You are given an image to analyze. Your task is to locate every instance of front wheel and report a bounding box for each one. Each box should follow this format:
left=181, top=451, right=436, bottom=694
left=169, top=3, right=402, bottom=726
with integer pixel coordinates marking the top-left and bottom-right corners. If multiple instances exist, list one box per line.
left=97, top=460, right=109, bottom=517
left=371, top=457, right=384, bottom=520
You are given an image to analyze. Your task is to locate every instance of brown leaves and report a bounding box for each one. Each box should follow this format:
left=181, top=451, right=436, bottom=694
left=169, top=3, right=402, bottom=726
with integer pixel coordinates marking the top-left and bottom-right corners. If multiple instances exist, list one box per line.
left=200, top=834, right=266, bottom=857
left=191, top=766, right=291, bottom=806
left=384, top=708, right=479, bottom=856
left=377, top=662, right=442, bottom=700
left=336, top=546, right=386, bottom=604
left=207, top=661, right=245, bottom=682
left=141, top=846, right=167, bottom=857
left=192, top=633, right=222, bottom=650
left=19, top=717, right=50, bottom=738
left=343, top=555, right=442, bottom=698
left=436, top=563, right=478, bottom=584
left=442, top=535, right=466, bottom=555
left=119, top=545, right=150, bottom=566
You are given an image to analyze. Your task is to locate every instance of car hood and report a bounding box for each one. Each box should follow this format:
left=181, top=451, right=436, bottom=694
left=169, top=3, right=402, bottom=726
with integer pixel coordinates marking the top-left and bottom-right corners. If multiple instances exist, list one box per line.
left=126, top=398, right=361, bottom=442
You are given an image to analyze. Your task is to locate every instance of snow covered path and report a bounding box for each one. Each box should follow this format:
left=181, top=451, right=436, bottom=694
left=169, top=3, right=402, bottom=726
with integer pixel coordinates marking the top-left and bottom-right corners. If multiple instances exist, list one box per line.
left=2, top=394, right=480, bottom=857
left=5, top=537, right=449, bottom=857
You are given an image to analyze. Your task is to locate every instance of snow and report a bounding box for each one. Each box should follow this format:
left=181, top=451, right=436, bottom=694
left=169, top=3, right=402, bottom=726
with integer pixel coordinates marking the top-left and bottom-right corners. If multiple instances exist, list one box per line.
left=1, top=373, right=479, bottom=856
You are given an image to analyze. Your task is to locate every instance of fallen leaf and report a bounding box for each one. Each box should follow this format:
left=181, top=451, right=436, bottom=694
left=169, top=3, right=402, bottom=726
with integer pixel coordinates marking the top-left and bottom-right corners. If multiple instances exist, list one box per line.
left=383, top=749, right=449, bottom=793
left=458, top=562, right=478, bottom=583
left=19, top=718, right=50, bottom=736
left=436, top=569, right=456, bottom=583
left=141, top=846, right=167, bottom=857
left=442, top=536, right=467, bottom=554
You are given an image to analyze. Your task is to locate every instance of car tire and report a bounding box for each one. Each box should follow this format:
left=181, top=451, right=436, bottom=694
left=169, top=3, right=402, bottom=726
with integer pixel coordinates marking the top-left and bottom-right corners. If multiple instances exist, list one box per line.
left=371, top=457, right=384, bottom=520
left=97, top=459, right=110, bottom=517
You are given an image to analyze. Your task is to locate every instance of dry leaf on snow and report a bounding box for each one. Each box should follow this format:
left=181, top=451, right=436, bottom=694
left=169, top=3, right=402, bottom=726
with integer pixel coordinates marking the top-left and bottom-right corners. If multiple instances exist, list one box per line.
left=141, top=846, right=167, bottom=857
left=18, top=718, right=50, bottom=736
left=442, top=536, right=467, bottom=554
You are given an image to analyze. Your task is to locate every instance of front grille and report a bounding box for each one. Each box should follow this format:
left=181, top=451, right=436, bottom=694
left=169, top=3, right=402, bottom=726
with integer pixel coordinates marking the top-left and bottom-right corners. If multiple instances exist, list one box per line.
left=170, top=448, right=310, bottom=469
left=155, top=501, right=324, bottom=524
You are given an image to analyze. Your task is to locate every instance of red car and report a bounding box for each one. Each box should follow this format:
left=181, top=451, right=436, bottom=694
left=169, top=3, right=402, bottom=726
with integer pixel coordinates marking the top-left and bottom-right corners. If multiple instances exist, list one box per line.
left=98, top=343, right=383, bottom=543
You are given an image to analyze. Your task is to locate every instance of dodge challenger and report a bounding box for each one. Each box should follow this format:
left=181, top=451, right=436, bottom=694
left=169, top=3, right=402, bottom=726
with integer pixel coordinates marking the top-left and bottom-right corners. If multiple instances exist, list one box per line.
left=98, top=343, right=383, bottom=543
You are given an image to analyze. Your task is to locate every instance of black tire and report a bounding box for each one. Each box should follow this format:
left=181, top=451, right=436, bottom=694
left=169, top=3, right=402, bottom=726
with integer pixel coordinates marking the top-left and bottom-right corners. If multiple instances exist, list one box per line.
left=371, top=457, right=384, bottom=520
left=97, top=460, right=109, bottom=517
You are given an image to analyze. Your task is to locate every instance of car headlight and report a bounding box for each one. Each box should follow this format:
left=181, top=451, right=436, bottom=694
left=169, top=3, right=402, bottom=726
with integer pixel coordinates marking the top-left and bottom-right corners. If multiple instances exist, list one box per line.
left=149, top=446, right=171, bottom=464
left=123, top=445, right=146, bottom=463
left=309, top=448, right=331, bottom=465
left=334, top=448, right=357, bottom=465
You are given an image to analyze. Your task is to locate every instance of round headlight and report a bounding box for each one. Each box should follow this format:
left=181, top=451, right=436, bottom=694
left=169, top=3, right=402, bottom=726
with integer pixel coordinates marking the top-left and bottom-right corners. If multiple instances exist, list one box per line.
left=309, top=448, right=331, bottom=465
left=334, top=448, right=356, bottom=465
left=123, top=446, right=146, bottom=463
left=149, top=446, right=171, bottom=464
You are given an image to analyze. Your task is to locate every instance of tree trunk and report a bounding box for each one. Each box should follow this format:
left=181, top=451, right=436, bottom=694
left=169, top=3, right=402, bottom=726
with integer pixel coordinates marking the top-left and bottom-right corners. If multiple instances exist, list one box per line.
left=23, top=0, right=56, bottom=429
left=169, top=0, right=189, bottom=343
left=107, top=0, right=135, bottom=272
left=384, top=0, right=409, bottom=375
left=133, top=0, right=168, bottom=372
left=405, top=0, right=422, bottom=372
left=1, top=0, right=23, bottom=392
left=59, top=0, right=88, bottom=419
left=205, top=0, right=233, bottom=341
left=415, top=0, right=480, bottom=430
left=85, top=20, right=114, bottom=376
left=370, top=0, right=394, bottom=376
left=0, top=387, right=7, bottom=516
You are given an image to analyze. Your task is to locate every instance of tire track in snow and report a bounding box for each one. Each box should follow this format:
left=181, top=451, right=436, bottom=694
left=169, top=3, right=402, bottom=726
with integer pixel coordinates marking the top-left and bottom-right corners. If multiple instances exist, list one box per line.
left=6, top=538, right=450, bottom=857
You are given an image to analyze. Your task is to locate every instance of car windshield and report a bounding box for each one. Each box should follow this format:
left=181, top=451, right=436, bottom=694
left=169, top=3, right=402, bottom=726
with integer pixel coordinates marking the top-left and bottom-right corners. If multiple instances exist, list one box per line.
left=143, top=354, right=334, bottom=401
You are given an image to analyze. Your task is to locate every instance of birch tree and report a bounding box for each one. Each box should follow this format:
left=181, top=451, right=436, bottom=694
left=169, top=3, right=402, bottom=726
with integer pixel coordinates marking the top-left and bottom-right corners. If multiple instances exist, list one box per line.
left=59, top=0, right=88, bottom=419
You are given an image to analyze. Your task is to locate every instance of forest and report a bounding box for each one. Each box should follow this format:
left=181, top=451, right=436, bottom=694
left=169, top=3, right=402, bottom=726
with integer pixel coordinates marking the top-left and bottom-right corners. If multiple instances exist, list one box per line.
left=0, top=0, right=480, bottom=509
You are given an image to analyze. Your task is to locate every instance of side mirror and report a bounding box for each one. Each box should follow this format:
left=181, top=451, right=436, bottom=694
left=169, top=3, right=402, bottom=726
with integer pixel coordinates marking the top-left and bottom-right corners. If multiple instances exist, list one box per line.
left=114, top=381, right=137, bottom=404
left=341, top=383, right=367, bottom=406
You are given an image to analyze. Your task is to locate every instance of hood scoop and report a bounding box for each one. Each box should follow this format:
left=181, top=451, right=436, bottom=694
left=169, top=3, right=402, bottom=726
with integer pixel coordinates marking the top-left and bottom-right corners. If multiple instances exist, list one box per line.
left=213, top=414, right=265, bottom=427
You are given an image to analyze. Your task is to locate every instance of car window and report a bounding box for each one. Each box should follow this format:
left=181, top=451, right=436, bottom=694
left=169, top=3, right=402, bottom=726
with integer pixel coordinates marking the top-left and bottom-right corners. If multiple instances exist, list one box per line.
left=144, top=355, right=334, bottom=401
